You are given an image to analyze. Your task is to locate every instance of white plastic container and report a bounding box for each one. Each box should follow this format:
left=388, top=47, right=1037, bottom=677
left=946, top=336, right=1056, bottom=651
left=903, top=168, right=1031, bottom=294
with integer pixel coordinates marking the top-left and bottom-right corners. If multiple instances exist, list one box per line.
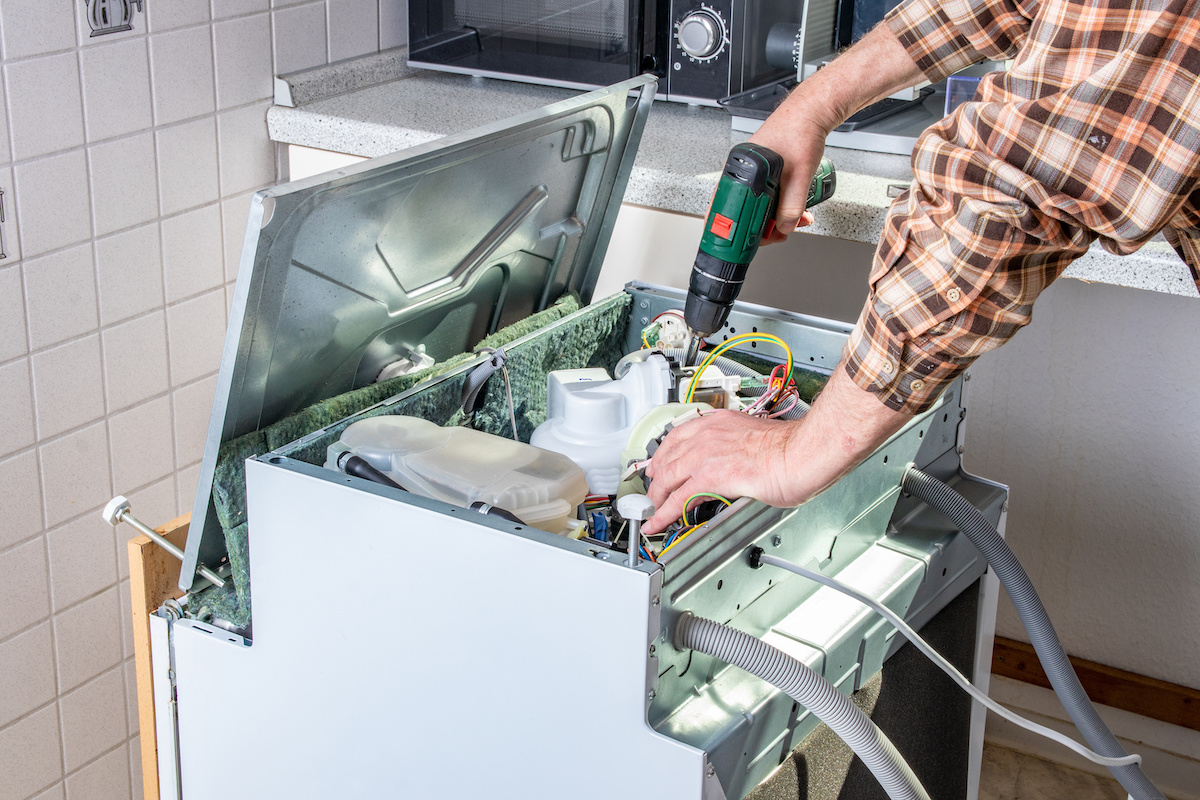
left=530, top=354, right=672, bottom=494
left=325, top=416, right=588, bottom=535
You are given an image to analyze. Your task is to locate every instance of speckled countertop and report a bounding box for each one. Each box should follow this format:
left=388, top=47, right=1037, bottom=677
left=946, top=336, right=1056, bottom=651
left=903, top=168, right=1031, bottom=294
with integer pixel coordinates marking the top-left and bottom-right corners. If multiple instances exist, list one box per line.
left=269, top=61, right=1198, bottom=298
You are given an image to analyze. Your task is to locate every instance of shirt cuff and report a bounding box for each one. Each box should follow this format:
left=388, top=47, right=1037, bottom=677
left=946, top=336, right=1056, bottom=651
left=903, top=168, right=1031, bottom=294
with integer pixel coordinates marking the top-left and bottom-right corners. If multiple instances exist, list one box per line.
left=842, top=300, right=971, bottom=414
left=886, top=0, right=984, bottom=84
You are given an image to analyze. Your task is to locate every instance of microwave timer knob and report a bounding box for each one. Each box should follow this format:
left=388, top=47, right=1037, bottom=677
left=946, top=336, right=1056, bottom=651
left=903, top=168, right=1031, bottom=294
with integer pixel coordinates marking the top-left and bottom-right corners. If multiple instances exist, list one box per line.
left=676, top=9, right=726, bottom=60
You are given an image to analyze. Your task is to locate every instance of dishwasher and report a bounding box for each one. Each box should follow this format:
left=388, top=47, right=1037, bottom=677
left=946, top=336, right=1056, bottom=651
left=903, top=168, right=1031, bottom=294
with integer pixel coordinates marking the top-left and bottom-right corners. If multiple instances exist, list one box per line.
left=138, top=74, right=1007, bottom=800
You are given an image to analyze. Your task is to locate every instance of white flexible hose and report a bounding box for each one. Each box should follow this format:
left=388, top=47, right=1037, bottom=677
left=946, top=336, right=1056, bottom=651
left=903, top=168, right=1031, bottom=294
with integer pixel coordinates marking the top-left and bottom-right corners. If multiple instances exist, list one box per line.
left=757, top=553, right=1142, bottom=770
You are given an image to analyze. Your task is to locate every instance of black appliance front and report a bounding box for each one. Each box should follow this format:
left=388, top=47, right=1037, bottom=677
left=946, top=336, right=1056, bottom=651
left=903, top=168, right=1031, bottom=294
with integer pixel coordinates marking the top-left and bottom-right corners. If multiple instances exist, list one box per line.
left=407, top=0, right=798, bottom=104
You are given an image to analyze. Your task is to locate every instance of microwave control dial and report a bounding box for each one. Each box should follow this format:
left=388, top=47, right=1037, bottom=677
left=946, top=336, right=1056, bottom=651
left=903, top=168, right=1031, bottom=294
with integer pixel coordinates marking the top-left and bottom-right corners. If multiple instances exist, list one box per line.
left=676, top=8, right=727, bottom=61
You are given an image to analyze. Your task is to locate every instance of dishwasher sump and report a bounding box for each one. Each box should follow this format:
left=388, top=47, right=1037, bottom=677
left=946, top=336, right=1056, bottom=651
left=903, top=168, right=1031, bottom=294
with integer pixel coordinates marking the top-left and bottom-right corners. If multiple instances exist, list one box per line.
left=144, top=76, right=1007, bottom=800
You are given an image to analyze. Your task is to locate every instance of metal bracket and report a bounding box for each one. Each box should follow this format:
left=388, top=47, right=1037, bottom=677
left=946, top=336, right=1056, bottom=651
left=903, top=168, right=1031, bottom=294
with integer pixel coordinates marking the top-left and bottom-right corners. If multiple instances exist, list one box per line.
left=0, top=188, right=7, bottom=259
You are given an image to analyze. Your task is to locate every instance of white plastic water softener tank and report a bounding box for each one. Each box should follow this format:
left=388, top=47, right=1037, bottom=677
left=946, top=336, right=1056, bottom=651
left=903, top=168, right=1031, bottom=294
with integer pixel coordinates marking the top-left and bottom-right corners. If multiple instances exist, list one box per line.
left=325, top=416, right=588, bottom=535
left=530, top=354, right=671, bottom=494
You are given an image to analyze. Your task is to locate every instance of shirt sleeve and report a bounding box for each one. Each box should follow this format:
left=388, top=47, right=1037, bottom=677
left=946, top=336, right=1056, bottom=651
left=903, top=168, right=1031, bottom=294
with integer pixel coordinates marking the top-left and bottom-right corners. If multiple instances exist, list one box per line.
left=886, top=0, right=1039, bottom=83
left=842, top=182, right=1090, bottom=414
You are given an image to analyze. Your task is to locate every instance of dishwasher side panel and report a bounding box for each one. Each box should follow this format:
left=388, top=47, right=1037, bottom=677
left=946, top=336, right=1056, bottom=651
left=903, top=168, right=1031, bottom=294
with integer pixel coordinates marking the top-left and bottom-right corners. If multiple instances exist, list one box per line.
left=170, top=458, right=711, bottom=799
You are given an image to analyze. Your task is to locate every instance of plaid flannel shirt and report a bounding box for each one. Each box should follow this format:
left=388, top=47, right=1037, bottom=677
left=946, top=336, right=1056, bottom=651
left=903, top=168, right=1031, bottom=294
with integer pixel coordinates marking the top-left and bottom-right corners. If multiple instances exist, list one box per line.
left=844, top=0, right=1200, bottom=413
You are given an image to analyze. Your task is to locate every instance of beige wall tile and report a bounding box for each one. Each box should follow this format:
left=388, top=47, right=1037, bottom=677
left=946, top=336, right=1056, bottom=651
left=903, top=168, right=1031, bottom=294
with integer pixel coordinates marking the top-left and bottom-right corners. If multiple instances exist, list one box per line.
left=0, top=3, right=77, bottom=61
left=217, top=103, right=274, bottom=195
left=146, top=1, right=210, bottom=32
left=0, top=264, right=28, bottom=361
left=0, top=704, right=63, bottom=800
left=213, top=0, right=270, bottom=21
left=101, top=312, right=169, bottom=413
left=329, top=0, right=378, bottom=62
left=221, top=192, right=255, bottom=282
left=53, top=587, right=123, bottom=693
left=39, top=421, right=112, bottom=528
left=59, top=667, right=127, bottom=773
left=272, top=3, right=327, bottom=75
left=46, top=513, right=117, bottom=613
left=162, top=204, right=224, bottom=303
left=156, top=118, right=219, bottom=217
left=31, top=335, right=105, bottom=440
left=0, top=537, right=49, bottom=641
left=80, top=39, right=153, bottom=142
left=65, top=742, right=129, bottom=800
left=4, top=53, right=84, bottom=160
left=0, top=621, right=56, bottom=728
left=213, top=14, right=273, bottom=109
left=166, top=289, right=225, bottom=385
left=108, top=397, right=174, bottom=491
left=95, top=224, right=164, bottom=327
left=128, top=734, right=142, bottom=800
left=88, top=133, right=159, bottom=237
left=22, top=244, right=98, bottom=351
left=0, top=450, right=44, bottom=550
left=148, top=26, right=215, bottom=126
left=172, top=376, right=217, bottom=468
left=0, top=359, right=35, bottom=458
left=13, top=150, right=92, bottom=258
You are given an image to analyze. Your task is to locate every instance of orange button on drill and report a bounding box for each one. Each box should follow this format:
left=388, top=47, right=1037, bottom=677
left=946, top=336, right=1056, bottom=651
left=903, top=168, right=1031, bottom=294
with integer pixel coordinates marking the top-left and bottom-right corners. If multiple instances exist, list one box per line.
left=710, top=213, right=734, bottom=240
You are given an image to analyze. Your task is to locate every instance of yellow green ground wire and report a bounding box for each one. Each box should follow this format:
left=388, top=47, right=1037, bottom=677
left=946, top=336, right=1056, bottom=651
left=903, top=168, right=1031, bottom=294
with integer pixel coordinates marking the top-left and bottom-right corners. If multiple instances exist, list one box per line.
left=684, top=333, right=794, bottom=403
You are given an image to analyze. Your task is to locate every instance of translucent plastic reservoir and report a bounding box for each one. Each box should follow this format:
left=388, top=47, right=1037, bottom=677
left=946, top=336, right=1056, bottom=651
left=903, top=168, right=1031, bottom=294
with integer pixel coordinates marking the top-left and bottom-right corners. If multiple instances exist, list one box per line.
left=326, top=416, right=588, bottom=535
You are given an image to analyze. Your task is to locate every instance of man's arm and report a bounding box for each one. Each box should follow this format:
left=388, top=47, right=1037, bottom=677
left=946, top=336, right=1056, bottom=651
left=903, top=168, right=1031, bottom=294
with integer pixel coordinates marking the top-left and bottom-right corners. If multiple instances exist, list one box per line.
left=751, top=23, right=926, bottom=239
left=642, top=360, right=913, bottom=534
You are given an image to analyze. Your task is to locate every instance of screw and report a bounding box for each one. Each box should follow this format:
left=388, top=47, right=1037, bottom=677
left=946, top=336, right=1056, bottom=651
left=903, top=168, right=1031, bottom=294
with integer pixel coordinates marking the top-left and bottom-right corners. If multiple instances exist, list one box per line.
left=772, top=535, right=782, bottom=548
left=651, top=594, right=660, bottom=606
left=957, top=445, right=966, bottom=454
left=649, top=644, right=657, bottom=656
left=648, top=690, right=656, bottom=701
left=1001, top=501, right=1009, bottom=512
left=964, top=372, right=972, bottom=381
left=640, top=301, right=649, bottom=309
left=640, top=316, right=649, bottom=324
left=707, top=765, right=716, bottom=777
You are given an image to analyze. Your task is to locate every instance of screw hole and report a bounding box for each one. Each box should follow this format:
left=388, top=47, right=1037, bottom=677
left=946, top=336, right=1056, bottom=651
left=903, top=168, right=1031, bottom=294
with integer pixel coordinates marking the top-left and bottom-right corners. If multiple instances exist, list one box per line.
left=883, top=455, right=888, bottom=464
left=942, top=567, right=947, bottom=576
left=943, top=413, right=948, bottom=422
left=729, top=327, right=736, bottom=334
left=918, top=430, right=924, bottom=438
left=752, top=326, right=758, bottom=332
left=514, top=526, right=523, bottom=531
left=768, top=579, right=772, bottom=585
left=750, top=342, right=757, bottom=348
left=736, top=604, right=740, bottom=610
left=717, top=580, right=723, bottom=590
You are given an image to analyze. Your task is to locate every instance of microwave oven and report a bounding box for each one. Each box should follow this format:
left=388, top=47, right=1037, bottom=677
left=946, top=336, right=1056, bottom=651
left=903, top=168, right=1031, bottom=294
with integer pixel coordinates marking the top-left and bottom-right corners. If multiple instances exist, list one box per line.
left=408, top=0, right=801, bottom=105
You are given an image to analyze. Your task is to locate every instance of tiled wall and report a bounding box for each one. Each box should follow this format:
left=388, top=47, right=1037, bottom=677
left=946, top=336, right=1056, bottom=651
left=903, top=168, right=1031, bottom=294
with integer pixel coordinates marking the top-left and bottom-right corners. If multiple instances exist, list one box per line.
left=0, top=3, right=404, bottom=799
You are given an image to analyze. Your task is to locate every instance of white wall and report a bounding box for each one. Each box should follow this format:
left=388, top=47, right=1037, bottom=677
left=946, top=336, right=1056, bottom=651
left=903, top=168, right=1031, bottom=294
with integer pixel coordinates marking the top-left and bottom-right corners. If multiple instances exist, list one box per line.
left=0, top=3, right=403, bottom=800
left=600, top=205, right=1200, bottom=699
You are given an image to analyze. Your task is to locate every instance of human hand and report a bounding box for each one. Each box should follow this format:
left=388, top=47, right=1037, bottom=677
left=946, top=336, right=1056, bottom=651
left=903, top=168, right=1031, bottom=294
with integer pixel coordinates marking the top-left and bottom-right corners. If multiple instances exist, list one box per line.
left=642, top=410, right=802, bottom=534
left=748, top=117, right=831, bottom=244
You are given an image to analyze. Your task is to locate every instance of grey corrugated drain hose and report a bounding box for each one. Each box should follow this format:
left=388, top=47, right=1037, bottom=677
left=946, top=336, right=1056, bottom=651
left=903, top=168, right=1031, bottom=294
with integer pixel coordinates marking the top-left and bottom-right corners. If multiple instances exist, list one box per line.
left=901, top=468, right=1165, bottom=800
left=674, top=612, right=931, bottom=800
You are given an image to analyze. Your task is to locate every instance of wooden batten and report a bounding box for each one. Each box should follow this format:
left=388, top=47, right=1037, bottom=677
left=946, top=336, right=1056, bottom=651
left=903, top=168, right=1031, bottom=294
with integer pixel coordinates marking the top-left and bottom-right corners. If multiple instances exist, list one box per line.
left=992, top=636, right=1200, bottom=732
left=128, top=514, right=191, bottom=800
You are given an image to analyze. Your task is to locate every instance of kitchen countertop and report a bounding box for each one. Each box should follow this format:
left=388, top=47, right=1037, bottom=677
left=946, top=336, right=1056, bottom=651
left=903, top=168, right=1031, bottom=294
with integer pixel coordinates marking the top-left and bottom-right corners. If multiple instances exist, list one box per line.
left=268, top=58, right=1198, bottom=298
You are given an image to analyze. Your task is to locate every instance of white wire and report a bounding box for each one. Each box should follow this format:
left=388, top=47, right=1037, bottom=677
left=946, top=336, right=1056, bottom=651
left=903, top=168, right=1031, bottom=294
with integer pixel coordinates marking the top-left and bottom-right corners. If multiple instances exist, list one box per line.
left=757, top=553, right=1143, bottom=770
left=500, top=365, right=518, bottom=441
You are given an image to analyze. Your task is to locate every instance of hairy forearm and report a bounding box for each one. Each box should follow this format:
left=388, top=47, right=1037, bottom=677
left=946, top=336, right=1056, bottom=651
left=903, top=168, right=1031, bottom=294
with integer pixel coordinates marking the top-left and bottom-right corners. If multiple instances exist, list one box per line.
left=776, top=359, right=914, bottom=503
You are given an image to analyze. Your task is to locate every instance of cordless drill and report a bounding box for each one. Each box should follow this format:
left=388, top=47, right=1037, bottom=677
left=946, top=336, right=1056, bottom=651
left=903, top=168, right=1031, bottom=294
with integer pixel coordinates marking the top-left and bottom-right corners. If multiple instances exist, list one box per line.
left=683, top=144, right=836, bottom=364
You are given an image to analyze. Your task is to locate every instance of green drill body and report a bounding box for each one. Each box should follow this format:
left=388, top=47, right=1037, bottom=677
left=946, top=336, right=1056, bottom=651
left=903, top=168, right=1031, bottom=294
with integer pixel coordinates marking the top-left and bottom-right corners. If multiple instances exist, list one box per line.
left=684, top=144, right=835, bottom=364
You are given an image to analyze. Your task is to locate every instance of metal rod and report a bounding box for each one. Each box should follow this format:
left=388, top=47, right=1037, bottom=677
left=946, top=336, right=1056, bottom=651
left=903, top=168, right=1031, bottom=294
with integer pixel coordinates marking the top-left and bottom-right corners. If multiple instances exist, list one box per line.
left=628, top=519, right=640, bottom=567
left=116, top=506, right=226, bottom=588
